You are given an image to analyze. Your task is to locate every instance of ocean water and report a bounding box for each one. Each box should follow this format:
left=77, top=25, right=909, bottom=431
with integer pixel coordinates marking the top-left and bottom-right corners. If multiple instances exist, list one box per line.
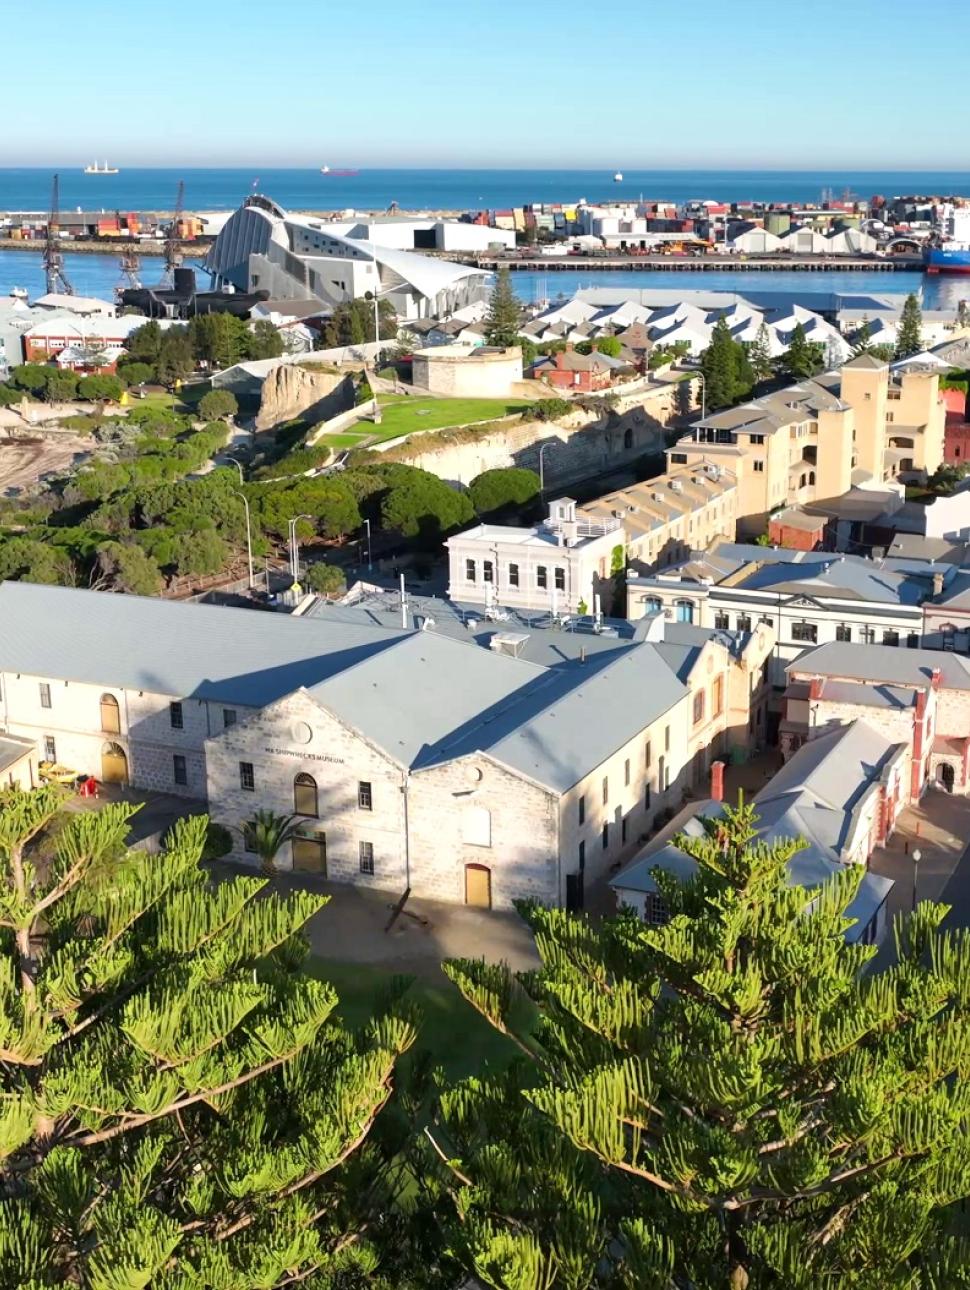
left=1, top=249, right=964, bottom=313
left=2, top=167, right=970, bottom=214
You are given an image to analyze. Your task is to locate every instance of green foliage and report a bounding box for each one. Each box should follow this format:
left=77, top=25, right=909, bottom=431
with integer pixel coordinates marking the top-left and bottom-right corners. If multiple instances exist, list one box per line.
left=245, top=808, right=305, bottom=877
left=595, top=335, right=622, bottom=358
left=77, top=374, right=124, bottom=403
left=250, top=475, right=362, bottom=541
left=484, top=267, right=521, bottom=348
left=380, top=470, right=474, bottom=543
left=853, top=315, right=873, bottom=355
left=92, top=540, right=163, bottom=595
left=0, top=536, right=75, bottom=586
left=437, top=797, right=970, bottom=1287
left=318, top=298, right=397, bottom=349
left=200, top=821, right=233, bottom=861
left=532, top=398, right=572, bottom=422
left=0, top=789, right=415, bottom=1287
left=356, top=379, right=375, bottom=406
left=305, top=562, right=347, bottom=598
left=198, top=389, right=239, bottom=421
left=0, top=384, right=24, bottom=407
left=896, top=292, right=924, bottom=360
left=755, top=531, right=773, bottom=546
left=115, top=359, right=155, bottom=386
left=869, top=343, right=896, bottom=362
left=700, top=316, right=754, bottom=410
left=468, top=467, right=540, bottom=516
left=10, top=363, right=57, bottom=395
left=46, top=369, right=81, bottom=404
left=126, top=319, right=164, bottom=364
left=928, top=462, right=970, bottom=496
left=154, top=329, right=195, bottom=386
left=748, top=320, right=774, bottom=382
left=516, top=335, right=538, bottom=366
left=783, top=321, right=825, bottom=379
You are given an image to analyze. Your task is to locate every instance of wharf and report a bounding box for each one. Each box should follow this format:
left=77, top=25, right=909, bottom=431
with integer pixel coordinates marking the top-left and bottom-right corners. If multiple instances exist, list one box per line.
left=451, top=253, right=924, bottom=273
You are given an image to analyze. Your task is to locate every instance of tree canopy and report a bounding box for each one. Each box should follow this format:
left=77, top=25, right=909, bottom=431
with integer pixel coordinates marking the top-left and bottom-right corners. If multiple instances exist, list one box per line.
left=484, top=268, right=521, bottom=348
left=468, top=467, right=540, bottom=517
left=895, top=293, right=924, bottom=360
left=783, top=322, right=825, bottom=379
left=318, top=299, right=397, bottom=350
left=439, top=796, right=970, bottom=1288
left=0, top=788, right=415, bottom=1286
left=700, top=317, right=754, bottom=411
left=198, top=389, right=239, bottom=421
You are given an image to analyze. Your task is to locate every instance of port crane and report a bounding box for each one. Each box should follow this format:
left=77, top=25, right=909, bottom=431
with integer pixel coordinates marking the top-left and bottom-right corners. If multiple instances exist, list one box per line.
left=116, top=209, right=142, bottom=292
left=159, top=178, right=185, bottom=287
left=43, top=174, right=73, bottom=296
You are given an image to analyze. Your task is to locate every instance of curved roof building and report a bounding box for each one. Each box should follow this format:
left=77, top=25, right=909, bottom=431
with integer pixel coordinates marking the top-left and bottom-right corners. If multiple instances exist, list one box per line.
left=205, top=195, right=489, bottom=320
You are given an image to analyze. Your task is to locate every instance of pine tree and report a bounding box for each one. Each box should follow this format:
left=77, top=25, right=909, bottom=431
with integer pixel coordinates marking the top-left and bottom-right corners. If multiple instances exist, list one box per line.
left=0, top=788, right=415, bottom=1287
left=853, top=315, right=873, bottom=354
left=484, top=267, right=521, bottom=348
left=784, top=321, right=825, bottom=378
left=896, top=292, right=924, bottom=359
left=748, top=320, right=774, bottom=383
left=700, top=316, right=741, bottom=410
left=438, top=796, right=970, bottom=1288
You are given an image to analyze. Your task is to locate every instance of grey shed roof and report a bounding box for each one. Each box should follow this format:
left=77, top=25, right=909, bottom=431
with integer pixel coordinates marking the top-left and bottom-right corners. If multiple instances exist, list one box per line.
left=789, top=640, right=970, bottom=692
left=0, top=582, right=410, bottom=707
left=0, top=733, right=35, bottom=775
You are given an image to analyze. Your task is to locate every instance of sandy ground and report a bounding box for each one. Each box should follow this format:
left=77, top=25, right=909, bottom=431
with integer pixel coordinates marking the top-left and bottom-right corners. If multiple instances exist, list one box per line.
left=0, top=435, right=90, bottom=493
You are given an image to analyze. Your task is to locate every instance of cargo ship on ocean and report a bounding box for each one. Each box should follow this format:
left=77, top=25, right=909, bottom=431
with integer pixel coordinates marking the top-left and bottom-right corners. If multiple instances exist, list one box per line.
left=924, top=203, right=970, bottom=274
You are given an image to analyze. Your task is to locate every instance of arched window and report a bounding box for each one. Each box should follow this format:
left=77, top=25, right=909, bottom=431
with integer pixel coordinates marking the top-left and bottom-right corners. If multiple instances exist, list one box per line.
left=675, top=599, right=694, bottom=624
left=643, top=596, right=663, bottom=615
left=100, top=693, right=120, bottom=735
left=623, top=427, right=634, bottom=450
left=808, top=470, right=816, bottom=486
left=294, top=772, right=318, bottom=818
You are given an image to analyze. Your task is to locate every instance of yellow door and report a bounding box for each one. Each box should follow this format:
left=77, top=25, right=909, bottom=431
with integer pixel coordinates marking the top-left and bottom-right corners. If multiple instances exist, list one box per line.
left=292, top=836, right=327, bottom=875
left=101, top=745, right=127, bottom=784
left=465, top=864, right=492, bottom=909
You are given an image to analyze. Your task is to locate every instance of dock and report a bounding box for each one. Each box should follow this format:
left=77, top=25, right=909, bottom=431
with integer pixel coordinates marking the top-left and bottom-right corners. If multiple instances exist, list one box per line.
left=448, top=254, right=925, bottom=274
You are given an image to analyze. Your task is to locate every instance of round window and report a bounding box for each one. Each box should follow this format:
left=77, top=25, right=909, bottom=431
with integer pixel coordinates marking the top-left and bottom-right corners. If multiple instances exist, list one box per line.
left=291, top=721, right=314, bottom=746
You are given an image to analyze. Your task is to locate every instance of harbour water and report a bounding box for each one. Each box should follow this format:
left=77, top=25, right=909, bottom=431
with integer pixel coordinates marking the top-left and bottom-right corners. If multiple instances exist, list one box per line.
left=1, top=249, right=966, bottom=312
left=2, top=167, right=970, bottom=215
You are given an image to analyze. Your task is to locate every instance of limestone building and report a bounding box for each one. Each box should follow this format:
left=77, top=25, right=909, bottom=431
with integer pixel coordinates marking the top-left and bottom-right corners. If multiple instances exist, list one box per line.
left=0, top=582, right=769, bottom=913
left=667, top=354, right=946, bottom=536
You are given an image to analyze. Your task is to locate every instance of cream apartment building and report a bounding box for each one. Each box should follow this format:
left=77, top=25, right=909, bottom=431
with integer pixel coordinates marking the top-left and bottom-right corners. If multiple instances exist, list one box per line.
left=446, top=466, right=738, bottom=615
left=0, top=581, right=768, bottom=914
left=667, top=355, right=946, bottom=536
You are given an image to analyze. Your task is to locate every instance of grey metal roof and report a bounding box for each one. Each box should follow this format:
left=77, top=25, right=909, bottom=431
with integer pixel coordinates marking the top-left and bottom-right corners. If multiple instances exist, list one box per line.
left=0, top=733, right=35, bottom=775
left=788, top=640, right=970, bottom=691
left=818, top=680, right=916, bottom=711
left=0, top=582, right=409, bottom=707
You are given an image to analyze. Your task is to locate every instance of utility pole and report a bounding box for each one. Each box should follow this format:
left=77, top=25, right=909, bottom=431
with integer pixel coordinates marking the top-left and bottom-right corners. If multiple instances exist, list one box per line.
left=44, top=174, right=73, bottom=296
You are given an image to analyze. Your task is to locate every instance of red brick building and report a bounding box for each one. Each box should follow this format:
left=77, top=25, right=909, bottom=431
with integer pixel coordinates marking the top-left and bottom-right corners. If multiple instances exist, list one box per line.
left=528, top=347, right=621, bottom=392
left=767, top=506, right=827, bottom=551
left=943, top=386, right=970, bottom=464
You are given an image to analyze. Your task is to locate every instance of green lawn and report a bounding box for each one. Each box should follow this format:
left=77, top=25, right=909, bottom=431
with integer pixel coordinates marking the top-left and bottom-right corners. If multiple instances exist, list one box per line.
left=306, top=956, right=526, bottom=1082
left=311, top=394, right=532, bottom=455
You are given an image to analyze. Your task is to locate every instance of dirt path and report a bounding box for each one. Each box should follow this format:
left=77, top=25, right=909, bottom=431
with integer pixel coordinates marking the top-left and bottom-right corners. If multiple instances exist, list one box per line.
left=0, top=436, right=90, bottom=493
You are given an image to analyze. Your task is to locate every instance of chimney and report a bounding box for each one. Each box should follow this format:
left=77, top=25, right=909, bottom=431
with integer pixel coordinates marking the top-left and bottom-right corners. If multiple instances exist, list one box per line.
left=710, top=760, right=725, bottom=803
left=931, top=667, right=942, bottom=690
left=808, top=676, right=824, bottom=700
left=932, top=571, right=945, bottom=597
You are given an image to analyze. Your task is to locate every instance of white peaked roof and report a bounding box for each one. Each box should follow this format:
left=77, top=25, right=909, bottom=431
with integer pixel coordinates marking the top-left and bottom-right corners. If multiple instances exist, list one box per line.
left=337, top=236, right=488, bottom=300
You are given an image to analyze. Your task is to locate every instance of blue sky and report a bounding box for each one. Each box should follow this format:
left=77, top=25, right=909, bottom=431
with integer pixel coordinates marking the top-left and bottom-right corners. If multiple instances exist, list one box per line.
left=3, top=0, right=967, bottom=168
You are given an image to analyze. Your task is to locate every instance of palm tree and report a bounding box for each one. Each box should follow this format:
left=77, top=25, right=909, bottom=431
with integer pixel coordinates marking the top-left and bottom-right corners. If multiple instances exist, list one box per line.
left=245, top=809, right=303, bottom=877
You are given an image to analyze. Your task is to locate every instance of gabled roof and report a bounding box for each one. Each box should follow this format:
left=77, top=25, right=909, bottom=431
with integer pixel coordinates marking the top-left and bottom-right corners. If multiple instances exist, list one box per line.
left=788, top=640, right=970, bottom=691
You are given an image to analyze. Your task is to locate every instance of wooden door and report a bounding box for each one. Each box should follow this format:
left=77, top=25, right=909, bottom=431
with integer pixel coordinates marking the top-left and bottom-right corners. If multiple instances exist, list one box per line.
left=101, top=744, right=127, bottom=784
left=292, top=836, right=327, bottom=875
left=465, top=863, right=492, bottom=909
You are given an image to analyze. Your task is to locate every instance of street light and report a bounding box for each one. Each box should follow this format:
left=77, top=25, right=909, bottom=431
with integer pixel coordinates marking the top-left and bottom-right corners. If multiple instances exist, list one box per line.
left=226, top=458, right=254, bottom=590
left=288, top=514, right=312, bottom=587
left=363, top=517, right=373, bottom=571
left=911, top=847, right=922, bottom=912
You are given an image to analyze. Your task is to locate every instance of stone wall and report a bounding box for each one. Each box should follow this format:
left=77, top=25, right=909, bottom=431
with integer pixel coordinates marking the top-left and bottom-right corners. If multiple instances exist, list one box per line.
left=254, top=363, right=356, bottom=431
left=377, top=382, right=685, bottom=488
left=412, top=346, right=523, bottom=398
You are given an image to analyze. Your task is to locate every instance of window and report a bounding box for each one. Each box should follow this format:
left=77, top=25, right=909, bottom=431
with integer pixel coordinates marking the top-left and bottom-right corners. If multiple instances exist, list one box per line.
left=864, top=392, right=871, bottom=401
left=713, top=676, right=724, bottom=717
left=537, top=566, right=548, bottom=589
left=644, top=782, right=652, bottom=810
left=294, top=772, right=318, bottom=817
left=578, top=794, right=585, bottom=825
left=170, top=701, right=184, bottom=730
left=753, top=461, right=765, bottom=473
left=483, top=559, right=494, bottom=584
left=714, top=612, right=730, bottom=630
left=737, top=614, right=752, bottom=632
left=861, top=626, right=876, bottom=645
left=44, top=735, right=56, bottom=763
left=644, top=892, right=668, bottom=925
left=359, top=841, right=375, bottom=875
left=836, top=624, right=852, bottom=642
left=602, top=776, right=609, bottom=805
left=658, top=755, right=666, bottom=795
left=624, top=758, right=631, bottom=787
left=886, top=411, right=895, bottom=423
left=883, top=629, right=900, bottom=646
left=358, top=781, right=373, bottom=811
left=664, top=725, right=670, bottom=752
left=749, top=433, right=765, bottom=445
left=100, top=692, right=120, bottom=734
left=791, top=621, right=817, bottom=643
left=907, top=633, right=920, bottom=648
left=670, top=452, right=688, bottom=464
left=173, top=755, right=187, bottom=786
left=644, top=740, right=652, bottom=769
left=39, top=682, right=51, bottom=709
left=643, top=596, right=663, bottom=615
left=760, top=615, right=774, bottom=628
left=554, top=567, right=566, bottom=591
left=465, top=558, right=476, bottom=582
left=243, top=823, right=257, bottom=854
left=462, top=805, right=492, bottom=847
left=239, top=761, right=255, bottom=792
left=223, top=708, right=237, bottom=729
left=602, top=822, right=609, bottom=850
left=693, top=690, right=705, bottom=724
left=622, top=816, right=628, bottom=844
left=509, top=563, right=519, bottom=588
left=675, top=599, right=694, bottom=624
left=578, top=840, right=586, bottom=871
